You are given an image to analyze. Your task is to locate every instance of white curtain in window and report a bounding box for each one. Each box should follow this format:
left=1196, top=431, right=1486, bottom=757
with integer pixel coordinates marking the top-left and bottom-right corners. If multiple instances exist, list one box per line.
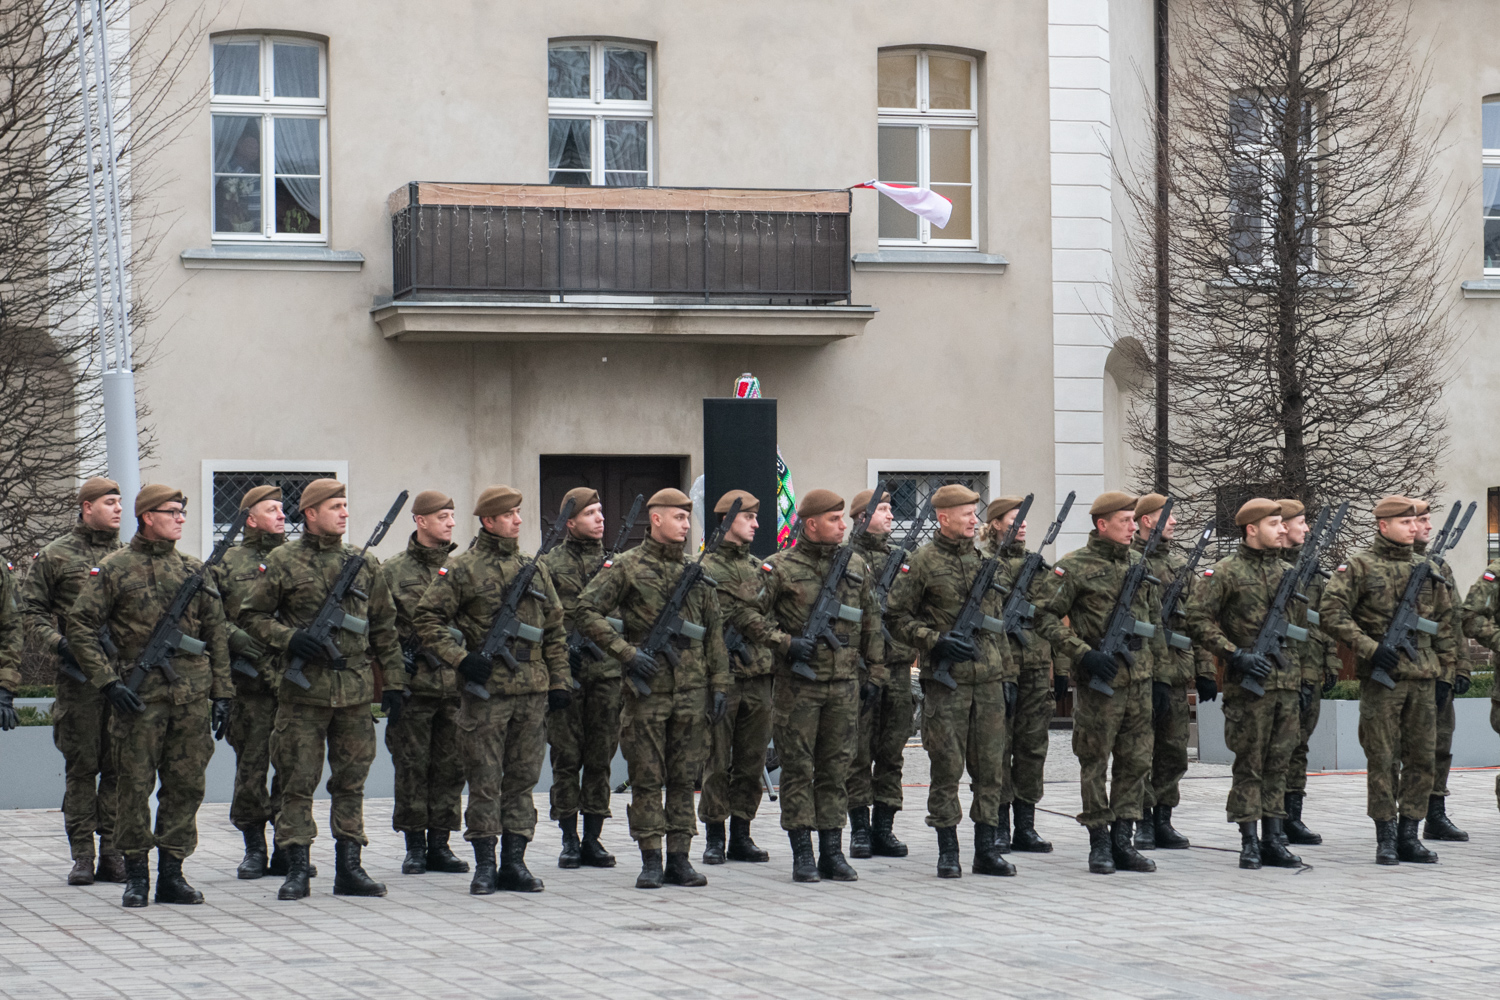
left=549, top=118, right=591, bottom=171
left=273, top=43, right=320, bottom=98
left=274, top=118, right=321, bottom=218
left=1485, top=166, right=1500, bottom=216
left=213, top=115, right=257, bottom=174
left=213, top=42, right=259, bottom=96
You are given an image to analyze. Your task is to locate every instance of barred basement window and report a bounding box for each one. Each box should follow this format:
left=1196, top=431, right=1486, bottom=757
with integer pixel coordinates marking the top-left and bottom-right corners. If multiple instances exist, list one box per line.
left=1213, top=482, right=1280, bottom=556
left=211, top=470, right=337, bottom=542
left=878, top=470, right=990, bottom=538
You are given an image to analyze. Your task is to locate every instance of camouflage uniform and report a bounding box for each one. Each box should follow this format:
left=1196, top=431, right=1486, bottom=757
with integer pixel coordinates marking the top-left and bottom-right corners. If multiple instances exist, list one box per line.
left=20, top=523, right=122, bottom=861
left=67, top=536, right=231, bottom=859
left=413, top=530, right=566, bottom=842
left=994, top=540, right=1057, bottom=809
left=1321, top=534, right=1455, bottom=821
left=0, top=561, right=21, bottom=694
left=1284, top=545, right=1342, bottom=794
left=1460, top=561, right=1500, bottom=810
left=576, top=537, right=728, bottom=853
left=1416, top=540, right=1467, bottom=801
left=1035, top=532, right=1166, bottom=828
left=242, top=533, right=405, bottom=848
left=845, top=531, right=916, bottom=814
left=212, top=527, right=287, bottom=833
left=539, top=534, right=623, bottom=822
left=888, top=532, right=1009, bottom=830
left=382, top=532, right=464, bottom=834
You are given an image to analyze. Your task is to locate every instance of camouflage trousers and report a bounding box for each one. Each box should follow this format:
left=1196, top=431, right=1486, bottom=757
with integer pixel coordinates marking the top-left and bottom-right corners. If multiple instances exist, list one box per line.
left=921, top=677, right=1008, bottom=829
left=1223, top=687, right=1298, bottom=822
left=1433, top=693, right=1456, bottom=798
left=109, top=697, right=212, bottom=859
left=227, top=690, right=282, bottom=831
left=847, top=665, right=913, bottom=812
left=773, top=675, right=858, bottom=832
left=1358, top=678, right=1436, bottom=821
left=699, top=673, right=774, bottom=823
left=387, top=695, right=465, bottom=832
left=1285, top=694, right=1322, bottom=794
left=270, top=702, right=376, bottom=847
left=456, top=690, right=547, bottom=842
left=620, top=684, right=711, bottom=852
left=1072, top=677, right=1151, bottom=828
left=51, top=673, right=117, bottom=859
left=1003, top=667, right=1053, bottom=807
left=1144, top=682, right=1191, bottom=810
left=547, top=675, right=622, bottom=821
left=1491, top=701, right=1500, bottom=810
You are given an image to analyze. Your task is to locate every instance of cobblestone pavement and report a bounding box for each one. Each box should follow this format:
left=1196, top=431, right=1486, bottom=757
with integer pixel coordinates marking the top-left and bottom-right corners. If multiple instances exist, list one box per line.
left=3, top=732, right=1500, bottom=999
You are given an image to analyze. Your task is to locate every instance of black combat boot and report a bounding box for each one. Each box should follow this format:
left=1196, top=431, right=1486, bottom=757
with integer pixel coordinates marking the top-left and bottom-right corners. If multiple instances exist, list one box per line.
left=121, top=853, right=150, bottom=907
left=496, top=832, right=544, bottom=891
left=68, top=857, right=95, bottom=886
left=1087, top=826, right=1115, bottom=874
left=1133, top=809, right=1157, bottom=850
left=701, top=821, right=727, bottom=865
left=276, top=844, right=311, bottom=899
left=401, top=830, right=428, bottom=874
left=580, top=814, right=617, bottom=867
left=1011, top=802, right=1052, bottom=853
left=972, top=824, right=1016, bottom=876
left=664, top=851, right=708, bottom=886
left=788, top=829, right=819, bottom=883
left=1374, top=819, right=1399, bottom=865
left=848, top=807, right=872, bottom=859
left=636, top=848, right=665, bottom=889
left=727, top=816, right=769, bottom=862
left=1154, top=804, right=1191, bottom=849
left=1111, top=820, right=1156, bottom=872
left=237, top=825, right=269, bottom=879
left=154, top=852, right=204, bottom=904
left=1237, top=821, right=1262, bottom=869
left=870, top=804, right=908, bottom=857
left=557, top=815, right=581, bottom=869
left=935, top=826, right=962, bottom=879
left=95, top=850, right=127, bottom=883
left=332, top=839, right=388, bottom=897
left=425, top=829, right=469, bottom=873
left=817, top=829, right=858, bottom=881
left=1423, top=795, right=1469, bottom=842
left=269, top=844, right=316, bottom=879
left=994, top=806, right=1013, bottom=854
left=469, top=837, right=499, bottom=894
left=1396, top=817, right=1438, bottom=864
left=1284, top=792, right=1322, bottom=845
left=1260, top=819, right=1301, bottom=868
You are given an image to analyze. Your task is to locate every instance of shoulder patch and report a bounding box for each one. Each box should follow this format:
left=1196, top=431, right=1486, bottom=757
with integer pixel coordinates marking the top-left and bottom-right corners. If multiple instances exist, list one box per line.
left=258, top=563, right=267, bottom=573
left=1202, top=568, right=1214, bottom=577
left=900, top=563, right=910, bottom=574
left=762, top=562, right=774, bottom=573
left=602, top=559, right=614, bottom=569
left=32, top=551, right=40, bottom=560
left=1336, top=564, right=1348, bottom=572
left=89, top=567, right=100, bottom=576
left=1485, top=571, right=1496, bottom=582
left=438, top=566, right=449, bottom=576
left=1054, top=566, right=1066, bottom=577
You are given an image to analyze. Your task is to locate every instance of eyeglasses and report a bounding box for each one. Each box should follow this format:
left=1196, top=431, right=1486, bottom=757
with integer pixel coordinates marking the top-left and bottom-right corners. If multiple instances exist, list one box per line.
left=148, top=507, right=188, bottom=520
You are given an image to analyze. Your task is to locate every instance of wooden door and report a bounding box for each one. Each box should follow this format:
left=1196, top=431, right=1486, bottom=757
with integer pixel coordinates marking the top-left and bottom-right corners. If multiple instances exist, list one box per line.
left=539, top=455, right=686, bottom=548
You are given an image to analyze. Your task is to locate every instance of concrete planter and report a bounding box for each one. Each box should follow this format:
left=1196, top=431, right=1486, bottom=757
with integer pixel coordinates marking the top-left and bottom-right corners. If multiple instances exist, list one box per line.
left=1198, top=697, right=1500, bottom=770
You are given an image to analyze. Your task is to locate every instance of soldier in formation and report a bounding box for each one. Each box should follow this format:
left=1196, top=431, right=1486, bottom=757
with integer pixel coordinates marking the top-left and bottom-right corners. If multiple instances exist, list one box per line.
left=1, top=556, right=23, bottom=731
left=1460, top=544, right=1500, bottom=815
left=1413, top=502, right=1471, bottom=843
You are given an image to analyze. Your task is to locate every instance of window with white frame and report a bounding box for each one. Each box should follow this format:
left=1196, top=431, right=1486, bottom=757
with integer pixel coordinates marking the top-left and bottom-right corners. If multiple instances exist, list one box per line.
left=547, top=40, right=652, bottom=186
left=1227, top=95, right=1315, bottom=272
left=210, top=35, right=327, bottom=240
left=876, top=49, right=978, bottom=246
left=872, top=466, right=994, bottom=538
left=200, top=460, right=346, bottom=553
left=1483, top=99, right=1500, bottom=273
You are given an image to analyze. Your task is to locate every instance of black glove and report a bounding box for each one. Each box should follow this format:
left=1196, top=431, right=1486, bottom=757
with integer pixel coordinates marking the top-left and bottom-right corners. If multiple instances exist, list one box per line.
left=458, top=651, right=492, bottom=686
left=628, top=650, right=660, bottom=680
left=1004, top=681, right=1019, bottom=719
left=102, top=681, right=144, bottom=714
left=1230, top=649, right=1272, bottom=680
left=567, top=646, right=584, bottom=675
left=1436, top=680, right=1452, bottom=707
left=1152, top=680, right=1172, bottom=721
left=1079, top=650, right=1117, bottom=684
left=931, top=635, right=977, bottom=664
left=381, top=689, right=407, bottom=724
left=286, top=629, right=327, bottom=663
left=1455, top=674, right=1472, bottom=696
left=0, top=688, right=16, bottom=731
left=786, top=637, right=817, bottom=662
left=1052, top=673, right=1070, bottom=701
left=212, top=698, right=233, bottom=740
left=1369, top=644, right=1400, bottom=676
left=56, top=635, right=81, bottom=670
left=1322, top=672, right=1337, bottom=694
left=707, top=691, right=727, bottom=724
left=1195, top=674, right=1219, bottom=703
left=1299, top=683, right=1315, bottom=713
left=860, top=679, right=880, bottom=703
left=548, top=688, right=573, bottom=713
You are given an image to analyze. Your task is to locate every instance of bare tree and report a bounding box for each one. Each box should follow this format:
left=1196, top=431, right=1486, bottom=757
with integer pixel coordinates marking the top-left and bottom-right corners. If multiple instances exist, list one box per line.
left=1116, top=0, right=1460, bottom=547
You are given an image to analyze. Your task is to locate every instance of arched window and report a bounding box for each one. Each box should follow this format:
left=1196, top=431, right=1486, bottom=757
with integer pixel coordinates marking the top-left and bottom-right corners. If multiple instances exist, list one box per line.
left=548, top=40, right=653, bottom=186
left=876, top=49, right=978, bottom=246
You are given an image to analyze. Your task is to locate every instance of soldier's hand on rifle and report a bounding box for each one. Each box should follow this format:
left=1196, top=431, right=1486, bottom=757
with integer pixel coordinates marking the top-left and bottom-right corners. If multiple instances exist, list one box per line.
left=1079, top=650, right=1117, bottom=684
left=1053, top=673, right=1070, bottom=701
left=1322, top=672, right=1337, bottom=695
left=1298, top=683, right=1316, bottom=713
left=786, top=637, right=817, bottom=662
left=1152, top=680, right=1171, bottom=721
left=860, top=679, right=880, bottom=703
left=458, top=651, right=492, bottom=686
left=56, top=636, right=82, bottom=671
left=102, top=680, right=144, bottom=714
left=212, top=698, right=233, bottom=740
left=1230, top=649, right=1272, bottom=680
left=287, top=629, right=326, bottom=663
left=707, top=691, right=727, bottom=724
left=1435, top=680, right=1452, bottom=707
left=381, top=689, right=407, bottom=724
left=567, top=646, right=584, bottom=674
left=1369, top=644, right=1400, bottom=676
left=1194, top=674, right=1218, bottom=703
left=628, top=650, right=660, bottom=681
left=0, top=688, right=16, bottom=731
left=1004, top=681, right=1019, bottom=719
left=1455, top=674, right=1472, bottom=696
left=228, top=626, right=265, bottom=661
left=548, top=688, right=573, bottom=713
left=931, top=635, right=976, bottom=664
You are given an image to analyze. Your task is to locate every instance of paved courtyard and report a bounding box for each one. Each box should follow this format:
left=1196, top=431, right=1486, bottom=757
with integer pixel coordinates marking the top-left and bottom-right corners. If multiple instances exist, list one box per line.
left=3, top=733, right=1500, bottom=999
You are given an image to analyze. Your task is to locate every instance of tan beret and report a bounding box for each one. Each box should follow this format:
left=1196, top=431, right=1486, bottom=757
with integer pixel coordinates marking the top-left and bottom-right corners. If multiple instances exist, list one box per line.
left=932, top=484, right=981, bottom=509
left=1235, top=498, right=1281, bottom=526
left=299, top=478, right=346, bottom=512
left=411, top=490, right=455, bottom=516
left=561, top=487, right=601, bottom=516
left=135, top=484, right=187, bottom=518
left=474, top=485, right=522, bottom=518
left=1412, top=499, right=1431, bottom=517
left=1134, top=493, right=1168, bottom=519
left=849, top=489, right=891, bottom=516
left=1374, top=495, right=1420, bottom=518
left=1276, top=498, right=1305, bottom=519
left=984, top=496, right=1026, bottom=523
left=646, top=488, right=693, bottom=511
left=240, top=485, right=283, bottom=510
left=714, top=489, right=760, bottom=515
left=79, top=476, right=121, bottom=505
left=797, top=489, right=845, bottom=518
left=1089, top=491, right=1138, bottom=519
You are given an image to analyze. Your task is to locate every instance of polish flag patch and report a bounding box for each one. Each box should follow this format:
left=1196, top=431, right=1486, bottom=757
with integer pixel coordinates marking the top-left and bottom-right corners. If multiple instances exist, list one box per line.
left=762, top=563, right=774, bottom=573
left=1485, top=571, right=1496, bottom=582
left=1336, top=564, right=1348, bottom=572
left=258, top=563, right=267, bottom=573
left=1202, top=568, right=1214, bottom=578
left=438, top=567, right=449, bottom=576
left=89, top=567, right=100, bottom=576
left=1054, top=566, right=1066, bottom=576
left=603, top=559, right=614, bottom=569
left=900, top=563, right=910, bottom=574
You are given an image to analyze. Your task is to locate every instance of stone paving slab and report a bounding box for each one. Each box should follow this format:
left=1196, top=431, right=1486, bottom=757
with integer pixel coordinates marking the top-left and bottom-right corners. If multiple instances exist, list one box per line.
left=2, top=734, right=1500, bottom=998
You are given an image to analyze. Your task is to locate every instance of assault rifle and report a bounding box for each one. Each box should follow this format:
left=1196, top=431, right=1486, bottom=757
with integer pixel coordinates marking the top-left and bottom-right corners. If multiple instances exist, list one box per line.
left=566, top=494, right=645, bottom=675
left=872, top=499, right=934, bottom=643
left=1092, top=497, right=1174, bottom=696
left=1240, top=503, right=1342, bottom=696
left=931, top=494, right=1034, bottom=690
left=1160, top=522, right=1214, bottom=653
left=58, top=625, right=117, bottom=684
left=627, top=497, right=742, bottom=696
left=463, top=497, right=576, bottom=700
left=1373, top=500, right=1472, bottom=689
left=1428, top=500, right=1476, bottom=570
left=401, top=626, right=465, bottom=675
left=1302, top=500, right=1350, bottom=627
left=124, top=509, right=249, bottom=694
left=999, top=491, right=1076, bottom=645
left=284, top=492, right=409, bottom=691
left=787, top=483, right=888, bottom=681
left=724, top=626, right=753, bottom=671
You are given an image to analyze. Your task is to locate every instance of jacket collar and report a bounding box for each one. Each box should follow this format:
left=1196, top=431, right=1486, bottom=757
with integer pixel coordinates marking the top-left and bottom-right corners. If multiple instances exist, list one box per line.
left=301, top=531, right=345, bottom=552
left=1413, top=539, right=1429, bottom=556
left=719, top=538, right=750, bottom=558
left=1373, top=532, right=1414, bottom=561
left=73, top=523, right=119, bottom=547
left=1280, top=542, right=1301, bottom=563
left=565, top=534, right=605, bottom=558
left=1237, top=542, right=1281, bottom=562
left=130, top=534, right=177, bottom=557
left=475, top=530, right=519, bottom=558
left=642, top=535, right=685, bottom=562
left=243, top=527, right=286, bottom=554
left=934, top=530, right=973, bottom=555
left=1088, top=530, right=1131, bottom=562
left=855, top=531, right=889, bottom=555
left=406, top=531, right=455, bottom=566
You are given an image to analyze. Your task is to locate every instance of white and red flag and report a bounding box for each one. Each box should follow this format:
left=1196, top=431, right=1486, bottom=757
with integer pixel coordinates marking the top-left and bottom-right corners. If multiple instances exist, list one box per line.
left=854, top=180, right=953, bottom=229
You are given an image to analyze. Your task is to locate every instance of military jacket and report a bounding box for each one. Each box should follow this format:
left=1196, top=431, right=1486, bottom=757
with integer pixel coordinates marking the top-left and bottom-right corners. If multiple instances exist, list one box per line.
left=702, top=539, right=779, bottom=679
left=1185, top=543, right=1313, bottom=692
left=1283, top=544, right=1342, bottom=684
left=382, top=532, right=460, bottom=699
left=1130, top=536, right=1212, bottom=687
left=1034, top=531, right=1166, bottom=687
left=1415, top=539, right=1468, bottom=684
left=242, top=531, right=404, bottom=707
left=1461, top=560, right=1500, bottom=698
left=412, top=530, right=567, bottom=697
left=0, top=562, right=21, bottom=692
left=212, top=527, right=286, bottom=696
left=21, top=523, right=120, bottom=656
left=852, top=531, right=917, bottom=671
left=539, top=534, right=622, bottom=683
left=67, top=535, right=232, bottom=705
left=576, top=535, right=730, bottom=695
left=887, top=531, right=1011, bottom=685
left=991, top=539, right=1060, bottom=676
left=759, top=538, right=884, bottom=684
left=1321, top=533, right=1455, bottom=682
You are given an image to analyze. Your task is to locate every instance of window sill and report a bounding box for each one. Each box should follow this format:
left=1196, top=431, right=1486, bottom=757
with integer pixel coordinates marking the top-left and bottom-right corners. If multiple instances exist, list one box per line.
left=852, top=250, right=1007, bottom=274
left=180, top=245, right=365, bottom=271
left=1461, top=278, right=1500, bottom=298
